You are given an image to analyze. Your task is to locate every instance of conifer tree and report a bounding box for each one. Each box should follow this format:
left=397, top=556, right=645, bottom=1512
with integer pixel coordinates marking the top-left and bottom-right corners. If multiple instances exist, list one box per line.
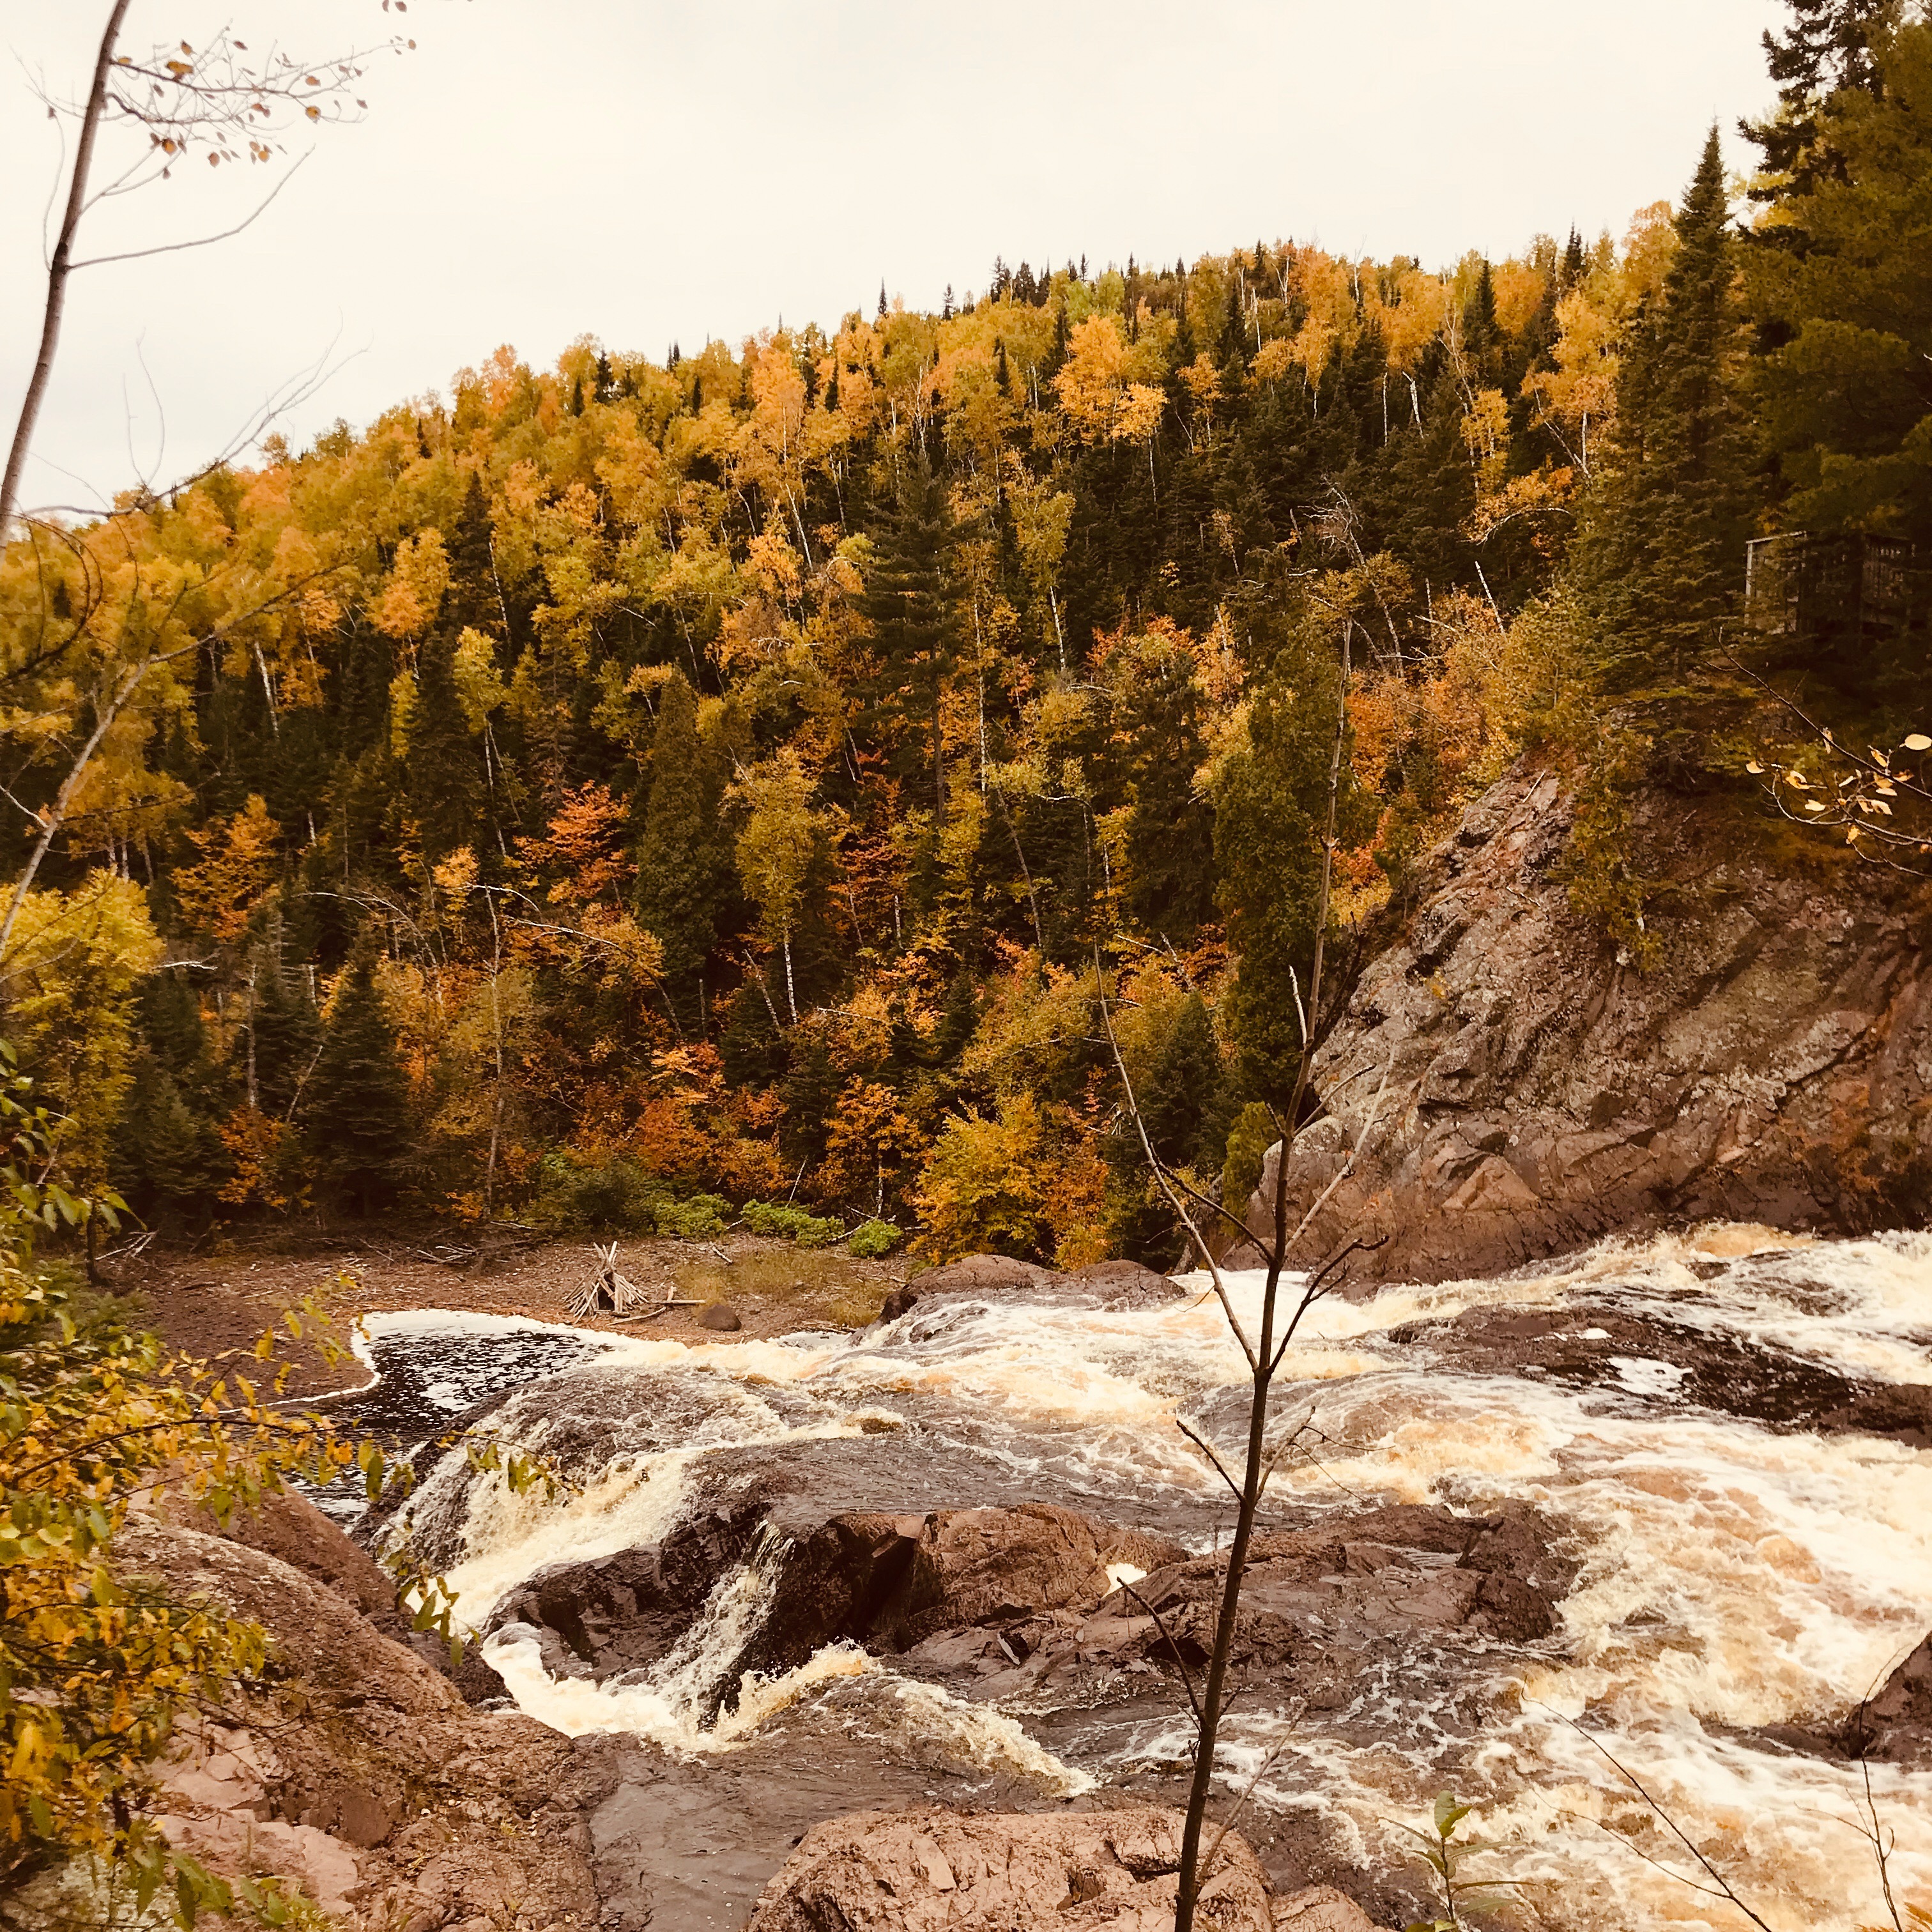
left=1577, top=127, right=1759, bottom=691
left=1213, top=624, right=1362, bottom=1103
left=305, top=935, right=413, bottom=1216
left=1742, top=0, right=1894, bottom=203
left=862, top=454, right=956, bottom=816
left=1750, top=17, right=1932, bottom=565
left=408, top=627, right=484, bottom=862
left=633, top=668, right=731, bottom=1025
left=445, top=470, right=497, bottom=631
left=1123, top=654, right=1216, bottom=944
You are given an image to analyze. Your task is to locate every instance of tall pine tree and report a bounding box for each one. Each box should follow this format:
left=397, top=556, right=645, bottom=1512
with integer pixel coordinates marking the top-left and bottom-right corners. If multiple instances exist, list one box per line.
left=1577, top=127, right=1759, bottom=692
left=633, top=668, right=733, bottom=1026
left=305, top=935, right=413, bottom=1215
left=862, top=454, right=956, bottom=818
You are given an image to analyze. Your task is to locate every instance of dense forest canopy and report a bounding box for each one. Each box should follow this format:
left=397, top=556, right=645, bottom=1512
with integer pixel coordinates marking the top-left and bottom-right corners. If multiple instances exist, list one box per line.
left=3, top=0, right=1929, bottom=1264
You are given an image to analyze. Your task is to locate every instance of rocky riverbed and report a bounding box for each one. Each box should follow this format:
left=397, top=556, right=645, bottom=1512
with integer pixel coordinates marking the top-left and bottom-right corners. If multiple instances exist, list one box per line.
left=111, top=1227, right=1932, bottom=1932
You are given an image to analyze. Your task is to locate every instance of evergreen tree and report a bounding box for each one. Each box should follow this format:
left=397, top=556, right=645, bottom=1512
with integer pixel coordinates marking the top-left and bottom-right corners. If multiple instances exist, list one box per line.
left=1463, top=260, right=1497, bottom=355
left=1561, top=226, right=1587, bottom=288
left=1576, top=127, right=1760, bottom=691
left=1742, top=0, right=1894, bottom=203
left=1122, top=656, right=1216, bottom=943
left=114, top=1053, right=227, bottom=1226
left=634, top=668, right=732, bottom=1026
left=1751, top=19, right=1932, bottom=562
left=1138, top=993, right=1232, bottom=1174
left=445, top=468, right=496, bottom=632
left=305, top=935, right=413, bottom=1216
left=251, top=946, right=321, bottom=1118
left=407, top=627, right=484, bottom=862
left=1213, top=622, right=1365, bottom=1104
left=861, top=454, right=956, bottom=817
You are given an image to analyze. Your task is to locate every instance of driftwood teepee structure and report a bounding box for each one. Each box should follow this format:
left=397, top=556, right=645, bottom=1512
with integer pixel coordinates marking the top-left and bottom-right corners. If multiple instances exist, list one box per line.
left=565, top=1242, right=648, bottom=1319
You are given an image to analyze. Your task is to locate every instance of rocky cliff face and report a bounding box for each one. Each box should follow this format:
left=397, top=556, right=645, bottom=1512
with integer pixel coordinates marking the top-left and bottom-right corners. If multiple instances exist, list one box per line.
left=1245, top=762, right=1932, bottom=1282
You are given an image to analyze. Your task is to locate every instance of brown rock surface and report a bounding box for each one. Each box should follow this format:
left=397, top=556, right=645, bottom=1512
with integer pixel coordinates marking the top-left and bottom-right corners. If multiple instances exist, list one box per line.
left=495, top=1499, right=1186, bottom=1702
left=1849, top=1632, right=1932, bottom=1765
left=743, top=1804, right=1273, bottom=1932
left=900, top=1501, right=1573, bottom=1712
left=884, top=1503, right=1188, bottom=1647
left=1273, top=1886, right=1385, bottom=1931
left=1242, top=762, right=1932, bottom=1282
left=115, top=1514, right=609, bottom=1929
left=881, top=1255, right=1184, bottom=1326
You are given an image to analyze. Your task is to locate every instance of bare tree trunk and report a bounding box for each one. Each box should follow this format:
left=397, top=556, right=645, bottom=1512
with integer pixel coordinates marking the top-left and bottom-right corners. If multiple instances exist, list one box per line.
left=0, top=648, right=158, bottom=965
left=1, top=0, right=131, bottom=536
left=1147, top=625, right=1357, bottom=1932
left=484, top=894, right=505, bottom=1216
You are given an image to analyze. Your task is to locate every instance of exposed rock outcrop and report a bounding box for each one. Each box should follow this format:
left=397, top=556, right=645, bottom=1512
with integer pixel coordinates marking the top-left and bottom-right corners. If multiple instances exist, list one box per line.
left=877, top=1255, right=1185, bottom=1326
left=1244, top=763, right=1932, bottom=1282
left=743, top=1804, right=1277, bottom=1932
left=1848, top=1632, right=1932, bottom=1765
left=493, top=1499, right=1187, bottom=1701
left=114, top=1510, right=610, bottom=1931
left=898, top=1501, right=1574, bottom=1710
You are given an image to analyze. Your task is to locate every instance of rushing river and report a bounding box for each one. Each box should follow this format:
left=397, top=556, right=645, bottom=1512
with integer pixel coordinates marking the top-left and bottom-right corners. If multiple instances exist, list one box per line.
left=341, top=1225, right=1932, bottom=1930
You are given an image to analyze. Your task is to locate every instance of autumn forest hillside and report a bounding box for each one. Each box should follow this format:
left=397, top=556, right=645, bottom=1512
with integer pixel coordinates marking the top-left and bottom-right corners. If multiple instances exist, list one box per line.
left=6, top=3, right=1930, bottom=1265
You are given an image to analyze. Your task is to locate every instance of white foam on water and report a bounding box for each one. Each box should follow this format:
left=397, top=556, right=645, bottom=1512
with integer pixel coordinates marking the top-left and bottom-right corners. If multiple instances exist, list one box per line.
left=364, top=1225, right=1932, bottom=1930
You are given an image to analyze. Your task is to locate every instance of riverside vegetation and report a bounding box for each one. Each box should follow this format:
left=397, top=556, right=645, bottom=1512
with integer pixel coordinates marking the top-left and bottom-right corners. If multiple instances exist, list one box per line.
left=6, top=1, right=1932, bottom=1926
left=4, top=6, right=1929, bottom=1269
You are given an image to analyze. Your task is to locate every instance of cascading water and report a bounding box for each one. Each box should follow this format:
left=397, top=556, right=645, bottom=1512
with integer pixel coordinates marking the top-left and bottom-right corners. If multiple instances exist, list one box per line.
left=344, top=1225, right=1932, bottom=1929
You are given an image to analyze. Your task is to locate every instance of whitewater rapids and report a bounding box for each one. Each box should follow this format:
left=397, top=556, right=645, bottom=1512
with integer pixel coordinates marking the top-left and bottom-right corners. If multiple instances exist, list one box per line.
left=346, top=1225, right=1932, bottom=1930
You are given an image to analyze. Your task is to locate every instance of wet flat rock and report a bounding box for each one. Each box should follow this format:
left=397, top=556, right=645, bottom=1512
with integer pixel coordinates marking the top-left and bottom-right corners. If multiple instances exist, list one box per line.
left=898, top=1501, right=1574, bottom=1715
left=877, top=1255, right=1184, bottom=1324
left=744, top=1804, right=1275, bottom=1932
left=491, top=1499, right=1186, bottom=1713
left=1383, top=1299, right=1932, bottom=1442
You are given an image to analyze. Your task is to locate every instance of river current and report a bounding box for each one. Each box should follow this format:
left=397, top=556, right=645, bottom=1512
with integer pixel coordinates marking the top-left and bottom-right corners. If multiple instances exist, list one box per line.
left=339, top=1225, right=1932, bottom=1930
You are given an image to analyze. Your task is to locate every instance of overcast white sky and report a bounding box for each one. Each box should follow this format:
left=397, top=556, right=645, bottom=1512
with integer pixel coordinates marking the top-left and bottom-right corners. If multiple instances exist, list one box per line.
left=3, top=0, right=1784, bottom=510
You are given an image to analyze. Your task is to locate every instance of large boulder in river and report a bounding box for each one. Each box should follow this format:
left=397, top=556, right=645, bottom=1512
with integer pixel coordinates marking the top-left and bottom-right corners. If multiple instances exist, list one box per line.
left=899, top=1501, right=1574, bottom=1715
left=880, top=1503, right=1186, bottom=1648
left=744, top=1803, right=1275, bottom=1932
left=1243, top=760, right=1932, bottom=1283
left=1848, top=1632, right=1932, bottom=1764
left=878, top=1255, right=1184, bottom=1326
left=498, top=1497, right=1186, bottom=1701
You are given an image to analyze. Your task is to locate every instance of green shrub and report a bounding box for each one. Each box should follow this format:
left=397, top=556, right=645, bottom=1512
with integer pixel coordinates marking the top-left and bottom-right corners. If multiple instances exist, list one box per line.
left=532, top=1152, right=664, bottom=1232
left=654, top=1192, right=731, bottom=1239
left=847, top=1218, right=900, bottom=1259
left=742, top=1199, right=845, bottom=1246
left=1220, top=1101, right=1275, bottom=1216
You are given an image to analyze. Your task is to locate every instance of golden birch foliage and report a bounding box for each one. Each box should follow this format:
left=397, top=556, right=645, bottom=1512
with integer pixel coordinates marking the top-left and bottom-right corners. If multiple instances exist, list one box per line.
left=0, top=878, right=162, bottom=1184
left=1521, top=287, right=1622, bottom=472
left=452, top=627, right=509, bottom=730
left=1377, top=270, right=1452, bottom=370
left=1618, top=199, right=1678, bottom=306
left=729, top=749, right=821, bottom=952
left=916, top=1091, right=1046, bottom=1262
left=1053, top=316, right=1131, bottom=440
left=172, top=795, right=279, bottom=942
left=369, top=528, right=449, bottom=640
